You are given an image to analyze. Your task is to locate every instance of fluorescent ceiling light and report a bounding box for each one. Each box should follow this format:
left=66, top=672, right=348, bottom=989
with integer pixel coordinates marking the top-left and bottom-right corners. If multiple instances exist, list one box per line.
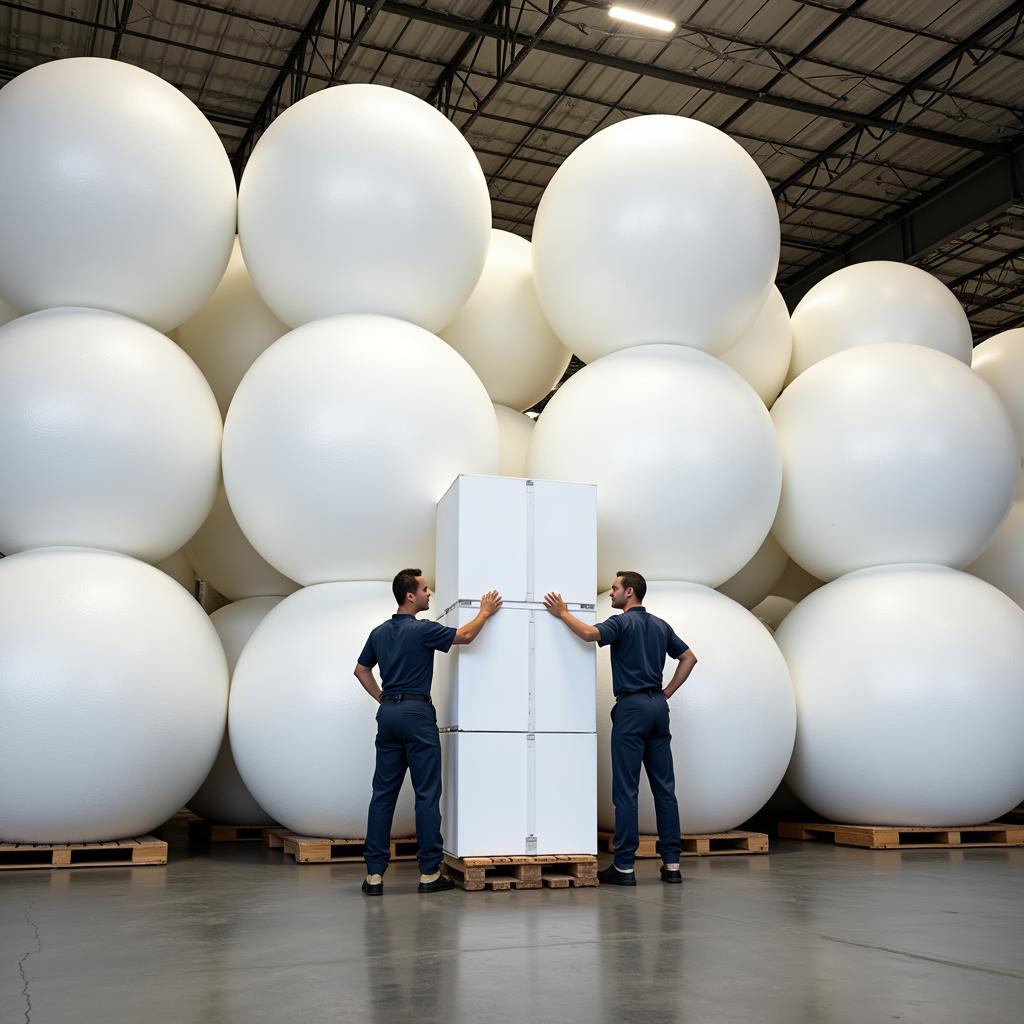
left=609, top=6, right=676, bottom=32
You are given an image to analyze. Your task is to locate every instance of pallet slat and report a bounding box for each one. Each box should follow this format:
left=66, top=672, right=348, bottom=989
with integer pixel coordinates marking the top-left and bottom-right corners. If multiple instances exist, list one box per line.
left=187, top=817, right=278, bottom=843
left=442, top=852, right=598, bottom=891
left=778, top=821, right=1024, bottom=850
left=597, top=830, right=769, bottom=857
left=266, top=830, right=417, bottom=864
left=263, top=828, right=293, bottom=849
left=0, top=835, right=167, bottom=870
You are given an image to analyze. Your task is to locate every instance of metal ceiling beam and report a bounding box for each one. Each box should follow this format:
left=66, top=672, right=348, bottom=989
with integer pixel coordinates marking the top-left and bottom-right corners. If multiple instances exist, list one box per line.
left=920, top=225, right=1007, bottom=274
left=945, top=243, right=1024, bottom=293
left=171, top=0, right=300, bottom=31
left=794, top=0, right=1024, bottom=63
left=329, top=0, right=386, bottom=84
left=109, top=1, right=133, bottom=61
left=977, top=310, right=1024, bottom=340
left=482, top=6, right=636, bottom=202
left=780, top=136, right=1024, bottom=303
left=447, top=89, right=945, bottom=190
left=458, top=1, right=570, bottom=134
left=964, top=277, right=1024, bottom=318
left=772, top=2, right=1024, bottom=203
left=229, top=0, right=392, bottom=174
left=0, top=2, right=287, bottom=71
left=171, top=0, right=1024, bottom=118
left=700, top=7, right=1023, bottom=119
left=521, top=0, right=1024, bottom=99
left=230, top=0, right=335, bottom=176
left=474, top=141, right=914, bottom=208
left=301, top=24, right=970, bottom=193
left=425, top=0, right=506, bottom=112
left=344, top=0, right=999, bottom=153
left=718, top=0, right=868, bottom=134
left=2, top=0, right=997, bottom=192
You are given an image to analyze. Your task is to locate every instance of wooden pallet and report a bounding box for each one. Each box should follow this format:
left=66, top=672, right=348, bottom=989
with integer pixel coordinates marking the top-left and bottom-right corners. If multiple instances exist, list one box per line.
left=778, top=821, right=1024, bottom=850
left=186, top=816, right=277, bottom=843
left=597, top=830, right=769, bottom=858
left=0, top=835, right=167, bottom=870
left=263, top=828, right=294, bottom=850
left=266, top=830, right=418, bottom=864
left=442, top=853, right=598, bottom=891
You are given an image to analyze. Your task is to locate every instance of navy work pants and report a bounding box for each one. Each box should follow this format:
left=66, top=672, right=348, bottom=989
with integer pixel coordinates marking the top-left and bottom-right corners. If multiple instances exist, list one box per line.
left=610, top=690, right=682, bottom=869
left=364, top=698, right=444, bottom=875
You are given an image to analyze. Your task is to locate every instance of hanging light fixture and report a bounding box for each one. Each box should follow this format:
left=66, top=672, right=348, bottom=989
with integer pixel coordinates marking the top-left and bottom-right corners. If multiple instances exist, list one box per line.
left=608, top=6, right=677, bottom=33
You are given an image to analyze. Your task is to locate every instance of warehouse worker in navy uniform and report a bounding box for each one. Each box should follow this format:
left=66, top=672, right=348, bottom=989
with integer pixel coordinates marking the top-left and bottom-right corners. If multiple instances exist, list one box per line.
left=355, top=568, right=502, bottom=896
left=545, top=570, right=697, bottom=886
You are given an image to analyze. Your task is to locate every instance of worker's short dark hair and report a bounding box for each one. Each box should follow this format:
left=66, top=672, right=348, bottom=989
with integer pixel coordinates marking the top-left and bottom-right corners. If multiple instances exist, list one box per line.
left=615, top=570, right=647, bottom=603
left=393, top=568, right=422, bottom=606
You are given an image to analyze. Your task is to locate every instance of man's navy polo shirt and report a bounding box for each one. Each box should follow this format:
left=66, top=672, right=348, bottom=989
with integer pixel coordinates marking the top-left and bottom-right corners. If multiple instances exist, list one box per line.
left=596, top=607, right=688, bottom=697
left=357, top=614, right=457, bottom=695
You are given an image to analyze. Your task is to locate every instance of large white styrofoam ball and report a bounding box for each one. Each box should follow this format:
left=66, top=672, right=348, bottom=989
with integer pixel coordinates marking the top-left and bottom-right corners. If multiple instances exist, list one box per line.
left=720, top=286, right=792, bottom=406
left=965, top=497, right=1024, bottom=608
left=0, top=58, right=235, bottom=332
left=238, top=84, right=490, bottom=331
left=775, top=565, right=1024, bottom=825
left=0, top=308, right=222, bottom=563
left=185, top=485, right=299, bottom=601
left=223, top=315, right=499, bottom=584
left=0, top=548, right=228, bottom=842
left=439, top=230, right=570, bottom=411
left=717, top=532, right=787, bottom=609
left=175, top=238, right=288, bottom=417
left=527, top=345, right=781, bottom=589
left=788, top=261, right=972, bottom=382
left=188, top=598, right=281, bottom=825
left=156, top=549, right=195, bottom=591
left=772, top=344, right=1018, bottom=580
left=972, top=327, right=1024, bottom=461
left=596, top=583, right=795, bottom=834
left=532, top=115, right=779, bottom=361
left=230, top=582, right=415, bottom=837
left=495, top=404, right=535, bottom=477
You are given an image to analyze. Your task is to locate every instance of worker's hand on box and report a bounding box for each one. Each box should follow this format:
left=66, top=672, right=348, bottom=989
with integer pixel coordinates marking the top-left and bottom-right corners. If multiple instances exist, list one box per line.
left=480, top=590, right=503, bottom=616
left=543, top=592, right=567, bottom=618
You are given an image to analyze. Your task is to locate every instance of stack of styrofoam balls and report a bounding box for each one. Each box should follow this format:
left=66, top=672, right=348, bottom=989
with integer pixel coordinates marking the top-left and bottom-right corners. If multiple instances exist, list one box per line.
left=1, top=57, right=1022, bottom=846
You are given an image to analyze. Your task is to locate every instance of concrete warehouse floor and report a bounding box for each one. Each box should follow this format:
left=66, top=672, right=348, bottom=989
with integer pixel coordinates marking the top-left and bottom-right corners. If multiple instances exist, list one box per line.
left=1, top=817, right=1022, bottom=1024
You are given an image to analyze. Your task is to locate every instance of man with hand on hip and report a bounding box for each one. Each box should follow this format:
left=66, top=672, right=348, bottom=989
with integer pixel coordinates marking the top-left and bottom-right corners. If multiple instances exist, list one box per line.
left=545, top=570, right=697, bottom=886
left=355, top=568, right=502, bottom=896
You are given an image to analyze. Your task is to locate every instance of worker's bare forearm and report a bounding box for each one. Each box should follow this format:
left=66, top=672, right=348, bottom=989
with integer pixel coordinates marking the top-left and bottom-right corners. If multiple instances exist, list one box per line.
left=455, top=609, right=489, bottom=645
left=560, top=610, right=601, bottom=643
left=455, top=591, right=502, bottom=645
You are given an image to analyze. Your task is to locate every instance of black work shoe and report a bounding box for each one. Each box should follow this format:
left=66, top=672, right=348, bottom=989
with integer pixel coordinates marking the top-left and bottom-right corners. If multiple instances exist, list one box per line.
left=418, top=874, right=456, bottom=894
left=597, top=864, right=637, bottom=886
left=660, top=865, right=683, bottom=884
left=361, top=878, right=384, bottom=896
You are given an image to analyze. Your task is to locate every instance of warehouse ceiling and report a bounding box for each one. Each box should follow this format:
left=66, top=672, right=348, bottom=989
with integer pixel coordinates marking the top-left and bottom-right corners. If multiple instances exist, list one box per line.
left=2, top=0, right=1023, bottom=344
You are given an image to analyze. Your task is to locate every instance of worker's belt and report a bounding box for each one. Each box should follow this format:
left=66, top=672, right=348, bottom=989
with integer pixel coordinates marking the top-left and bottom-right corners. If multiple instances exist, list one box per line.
left=380, top=693, right=432, bottom=703
left=615, top=689, right=663, bottom=703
